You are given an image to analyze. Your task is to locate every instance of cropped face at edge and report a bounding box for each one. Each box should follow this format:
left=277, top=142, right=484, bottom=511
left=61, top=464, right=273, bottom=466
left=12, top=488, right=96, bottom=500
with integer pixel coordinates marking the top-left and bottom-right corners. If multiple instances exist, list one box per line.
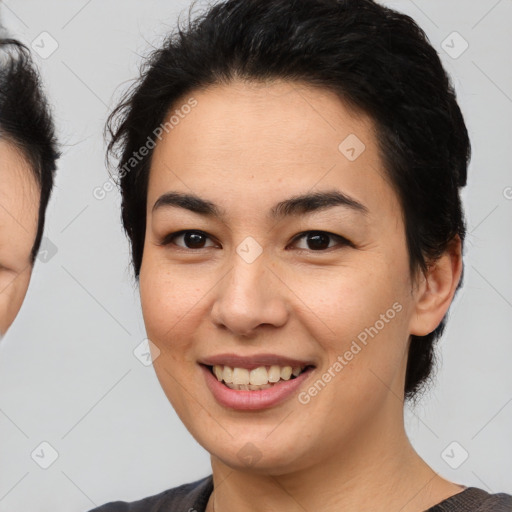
left=139, top=80, right=454, bottom=475
left=0, top=140, right=39, bottom=337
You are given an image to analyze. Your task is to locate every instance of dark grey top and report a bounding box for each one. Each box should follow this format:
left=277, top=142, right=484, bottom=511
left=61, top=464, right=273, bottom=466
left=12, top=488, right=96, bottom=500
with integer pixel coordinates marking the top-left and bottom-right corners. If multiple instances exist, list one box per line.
left=88, top=475, right=512, bottom=511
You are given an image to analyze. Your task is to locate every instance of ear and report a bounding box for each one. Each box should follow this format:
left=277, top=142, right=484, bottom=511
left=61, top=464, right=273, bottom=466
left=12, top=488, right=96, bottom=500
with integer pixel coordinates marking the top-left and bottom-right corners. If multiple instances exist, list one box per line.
left=409, top=236, right=463, bottom=336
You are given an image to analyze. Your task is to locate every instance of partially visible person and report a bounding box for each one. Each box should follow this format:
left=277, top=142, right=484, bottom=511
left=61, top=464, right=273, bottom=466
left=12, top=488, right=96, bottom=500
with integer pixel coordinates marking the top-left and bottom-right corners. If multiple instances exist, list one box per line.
left=88, top=0, right=512, bottom=510
left=0, top=37, right=59, bottom=337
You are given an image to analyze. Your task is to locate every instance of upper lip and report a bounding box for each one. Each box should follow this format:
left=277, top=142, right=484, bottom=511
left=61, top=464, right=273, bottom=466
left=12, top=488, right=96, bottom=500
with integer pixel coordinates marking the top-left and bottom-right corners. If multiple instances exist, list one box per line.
left=199, top=353, right=316, bottom=370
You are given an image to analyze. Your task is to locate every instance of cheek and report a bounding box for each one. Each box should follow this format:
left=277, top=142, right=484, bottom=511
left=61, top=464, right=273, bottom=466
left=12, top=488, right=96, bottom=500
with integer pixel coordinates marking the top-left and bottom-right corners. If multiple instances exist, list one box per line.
left=295, top=259, right=406, bottom=336
left=292, top=258, right=412, bottom=393
left=0, top=269, right=32, bottom=334
left=139, top=257, right=207, bottom=415
left=139, top=255, right=214, bottom=353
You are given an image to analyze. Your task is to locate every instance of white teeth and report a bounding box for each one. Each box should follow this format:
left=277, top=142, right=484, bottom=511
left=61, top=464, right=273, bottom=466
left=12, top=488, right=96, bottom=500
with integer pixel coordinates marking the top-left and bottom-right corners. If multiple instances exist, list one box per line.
left=211, top=363, right=307, bottom=389
left=268, top=365, right=281, bottom=382
left=223, top=366, right=234, bottom=383
left=213, top=366, right=223, bottom=381
left=233, top=367, right=250, bottom=385
left=249, top=366, right=268, bottom=385
left=280, top=366, right=293, bottom=380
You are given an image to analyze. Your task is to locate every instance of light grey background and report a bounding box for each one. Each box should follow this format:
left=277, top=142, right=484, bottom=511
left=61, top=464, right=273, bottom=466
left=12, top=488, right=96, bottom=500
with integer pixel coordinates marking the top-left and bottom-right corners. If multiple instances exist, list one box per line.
left=0, top=0, right=510, bottom=510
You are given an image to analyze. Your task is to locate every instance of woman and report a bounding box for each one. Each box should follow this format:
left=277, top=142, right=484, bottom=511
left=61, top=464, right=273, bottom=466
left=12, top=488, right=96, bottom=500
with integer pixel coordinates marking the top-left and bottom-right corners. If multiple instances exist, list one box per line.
left=90, top=0, right=512, bottom=510
left=0, top=38, right=58, bottom=337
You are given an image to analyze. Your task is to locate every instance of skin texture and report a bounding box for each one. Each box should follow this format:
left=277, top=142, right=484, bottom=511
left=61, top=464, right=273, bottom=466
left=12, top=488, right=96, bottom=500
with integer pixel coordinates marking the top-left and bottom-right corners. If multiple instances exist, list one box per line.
left=139, top=80, right=464, bottom=512
left=0, top=140, right=39, bottom=337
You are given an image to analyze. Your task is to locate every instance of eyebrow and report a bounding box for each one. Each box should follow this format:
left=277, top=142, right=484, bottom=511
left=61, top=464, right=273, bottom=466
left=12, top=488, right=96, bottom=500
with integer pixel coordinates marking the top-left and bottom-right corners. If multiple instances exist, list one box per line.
left=152, top=189, right=369, bottom=219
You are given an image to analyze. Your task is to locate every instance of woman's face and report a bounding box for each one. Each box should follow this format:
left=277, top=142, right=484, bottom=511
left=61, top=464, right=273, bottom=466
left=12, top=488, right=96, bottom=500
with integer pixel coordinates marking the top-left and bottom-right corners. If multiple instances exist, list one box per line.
left=0, top=140, right=39, bottom=337
left=139, top=80, right=437, bottom=474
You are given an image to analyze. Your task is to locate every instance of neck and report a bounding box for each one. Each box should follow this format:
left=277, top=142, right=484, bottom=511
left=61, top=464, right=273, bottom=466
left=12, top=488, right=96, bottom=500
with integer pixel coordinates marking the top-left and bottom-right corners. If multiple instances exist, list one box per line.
left=206, top=401, right=462, bottom=512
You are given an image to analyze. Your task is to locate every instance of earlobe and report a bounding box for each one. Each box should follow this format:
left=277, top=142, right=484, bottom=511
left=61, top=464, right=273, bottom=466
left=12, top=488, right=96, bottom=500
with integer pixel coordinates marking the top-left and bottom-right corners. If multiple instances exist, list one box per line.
left=409, top=236, right=463, bottom=336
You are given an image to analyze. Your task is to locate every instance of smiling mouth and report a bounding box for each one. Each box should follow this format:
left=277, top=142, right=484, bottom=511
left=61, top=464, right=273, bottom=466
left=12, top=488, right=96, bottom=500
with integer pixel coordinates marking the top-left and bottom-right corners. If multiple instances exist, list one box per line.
left=205, top=364, right=314, bottom=391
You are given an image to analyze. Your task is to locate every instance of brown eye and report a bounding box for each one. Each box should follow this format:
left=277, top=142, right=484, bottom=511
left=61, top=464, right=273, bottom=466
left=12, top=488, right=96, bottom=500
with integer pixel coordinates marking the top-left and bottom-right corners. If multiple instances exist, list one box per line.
left=160, top=230, right=217, bottom=249
left=291, top=231, right=352, bottom=251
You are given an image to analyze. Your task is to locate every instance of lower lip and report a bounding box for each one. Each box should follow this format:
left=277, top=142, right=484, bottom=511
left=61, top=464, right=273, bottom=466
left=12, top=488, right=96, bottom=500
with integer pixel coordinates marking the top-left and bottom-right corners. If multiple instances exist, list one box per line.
left=201, top=364, right=314, bottom=411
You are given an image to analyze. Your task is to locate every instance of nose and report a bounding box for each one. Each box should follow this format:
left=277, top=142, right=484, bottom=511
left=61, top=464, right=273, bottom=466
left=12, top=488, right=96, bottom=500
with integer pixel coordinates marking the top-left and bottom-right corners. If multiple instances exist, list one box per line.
left=210, top=251, right=289, bottom=337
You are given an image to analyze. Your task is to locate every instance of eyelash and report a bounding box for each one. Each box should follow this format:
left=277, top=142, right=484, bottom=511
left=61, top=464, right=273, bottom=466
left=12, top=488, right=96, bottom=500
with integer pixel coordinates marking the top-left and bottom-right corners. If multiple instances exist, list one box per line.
left=158, top=230, right=354, bottom=252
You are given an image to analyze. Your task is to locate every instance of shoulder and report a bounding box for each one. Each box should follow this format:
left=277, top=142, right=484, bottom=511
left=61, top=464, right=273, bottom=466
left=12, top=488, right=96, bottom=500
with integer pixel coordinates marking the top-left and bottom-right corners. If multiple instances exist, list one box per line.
left=87, top=474, right=213, bottom=512
left=427, top=486, right=512, bottom=512
left=475, top=490, right=512, bottom=512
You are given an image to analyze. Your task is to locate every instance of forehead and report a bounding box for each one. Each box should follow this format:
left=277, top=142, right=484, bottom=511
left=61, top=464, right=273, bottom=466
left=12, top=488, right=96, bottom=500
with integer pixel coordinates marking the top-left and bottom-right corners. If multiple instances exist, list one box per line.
left=0, top=139, right=39, bottom=201
left=147, top=79, right=400, bottom=222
